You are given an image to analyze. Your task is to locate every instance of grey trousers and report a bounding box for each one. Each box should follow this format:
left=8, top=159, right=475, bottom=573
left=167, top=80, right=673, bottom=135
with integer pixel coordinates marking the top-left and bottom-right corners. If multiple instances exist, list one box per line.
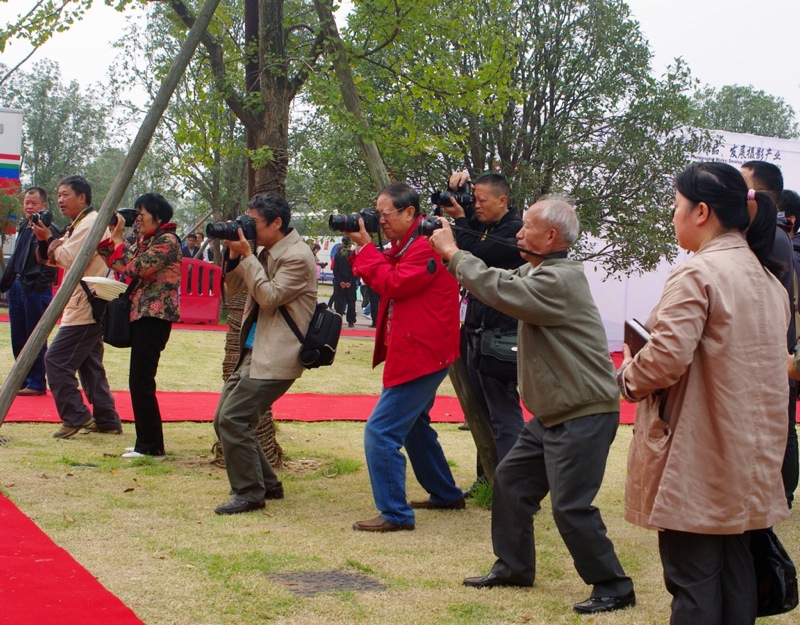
left=213, top=351, right=294, bottom=503
left=659, top=530, right=756, bottom=625
left=490, top=412, right=633, bottom=596
left=45, top=323, right=120, bottom=429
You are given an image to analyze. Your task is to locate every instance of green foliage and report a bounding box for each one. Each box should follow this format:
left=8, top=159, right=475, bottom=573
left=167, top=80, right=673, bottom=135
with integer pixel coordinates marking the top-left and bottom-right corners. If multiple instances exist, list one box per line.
left=305, top=0, right=711, bottom=274
left=691, top=84, right=800, bottom=139
left=320, top=457, right=362, bottom=477
left=468, top=479, right=493, bottom=510
left=0, top=59, right=112, bottom=206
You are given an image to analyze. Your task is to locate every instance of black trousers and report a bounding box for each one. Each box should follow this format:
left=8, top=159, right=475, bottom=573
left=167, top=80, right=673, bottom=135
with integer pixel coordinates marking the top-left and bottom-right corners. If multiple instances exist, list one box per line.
left=129, top=317, right=172, bottom=455
left=659, top=530, right=756, bottom=625
left=489, top=412, right=632, bottom=596
left=782, top=384, right=798, bottom=508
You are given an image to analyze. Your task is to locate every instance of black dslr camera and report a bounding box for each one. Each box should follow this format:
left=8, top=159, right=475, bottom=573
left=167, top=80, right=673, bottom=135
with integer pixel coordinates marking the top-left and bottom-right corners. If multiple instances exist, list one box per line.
left=430, top=183, right=474, bottom=210
left=328, top=207, right=381, bottom=234
left=111, top=208, right=137, bottom=227
left=29, top=210, right=53, bottom=228
left=206, top=214, right=257, bottom=241
left=417, top=215, right=443, bottom=237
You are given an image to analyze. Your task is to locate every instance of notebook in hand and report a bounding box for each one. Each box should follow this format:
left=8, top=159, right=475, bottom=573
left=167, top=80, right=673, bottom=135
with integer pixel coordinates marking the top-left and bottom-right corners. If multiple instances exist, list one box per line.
left=624, top=319, right=651, bottom=357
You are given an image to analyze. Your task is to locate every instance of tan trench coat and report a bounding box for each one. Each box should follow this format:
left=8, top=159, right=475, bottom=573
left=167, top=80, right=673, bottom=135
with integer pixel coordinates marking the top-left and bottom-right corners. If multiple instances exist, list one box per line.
left=620, top=233, right=790, bottom=534
left=226, top=229, right=317, bottom=381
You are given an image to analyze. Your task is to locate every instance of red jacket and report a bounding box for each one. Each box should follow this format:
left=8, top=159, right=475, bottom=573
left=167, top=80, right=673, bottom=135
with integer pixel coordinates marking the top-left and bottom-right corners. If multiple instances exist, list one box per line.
left=351, top=217, right=460, bottom=388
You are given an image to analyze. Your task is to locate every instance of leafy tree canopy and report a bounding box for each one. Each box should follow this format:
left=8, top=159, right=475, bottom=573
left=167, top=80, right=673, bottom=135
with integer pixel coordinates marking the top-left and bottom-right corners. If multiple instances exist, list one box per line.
left=691, top=84, right=800, bottom=139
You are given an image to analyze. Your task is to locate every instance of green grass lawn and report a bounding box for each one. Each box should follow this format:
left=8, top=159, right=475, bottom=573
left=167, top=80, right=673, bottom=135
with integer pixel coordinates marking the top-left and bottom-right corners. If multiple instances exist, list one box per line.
left=0, top=317, right=798, bottom=625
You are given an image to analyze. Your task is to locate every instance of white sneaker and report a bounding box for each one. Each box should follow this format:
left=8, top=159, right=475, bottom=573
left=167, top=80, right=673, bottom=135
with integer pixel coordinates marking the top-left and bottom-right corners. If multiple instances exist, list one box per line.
left=121, top=451, right=165, bottom=461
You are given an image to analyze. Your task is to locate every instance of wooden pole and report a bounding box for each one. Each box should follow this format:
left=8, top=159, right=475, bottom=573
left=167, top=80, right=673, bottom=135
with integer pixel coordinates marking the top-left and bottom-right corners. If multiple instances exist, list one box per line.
left=0, top=0, right=223, bottom=426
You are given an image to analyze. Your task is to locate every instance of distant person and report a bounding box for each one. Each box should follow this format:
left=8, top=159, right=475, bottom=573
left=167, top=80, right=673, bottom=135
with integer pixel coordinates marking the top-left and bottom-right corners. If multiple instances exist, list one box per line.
left=348, top=182, right=463, bottom=532
left=778, top=189, right=800, bottom=289
left=97, top=193, right=182, bottom=460
left=429, top=196, right=634, bottom=615
left=182, top=233, right=199, bottom=258
left=333, top=237, right=358, bottom=328
left=212, top=193, right=317, bottom=515
left=0, top=187, right=59, bottom=396
left=31, top=175, right=122, bottom=439
left=741, top=160, right=797, bottom=509
left=619, top=162, right=790, bottom=624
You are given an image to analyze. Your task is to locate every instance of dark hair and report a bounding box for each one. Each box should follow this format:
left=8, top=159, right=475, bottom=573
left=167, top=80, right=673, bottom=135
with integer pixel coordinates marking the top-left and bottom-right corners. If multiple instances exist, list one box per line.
left=378, top=182, right=420, bottom=217
left=187, top=233, right=198, bottom=242
left=474, top=173, right=511, bottom=199
left=134, top=192, right=173, bottom=224
left=742, top=160, right=784, bottom=204
left=24, top=186, right=47, bottom=203
left=779, top=190, right=800, bottom=233
left=58, top=175, right=92, bottom=206
left=248, top=192, right=291, bottom=234
left=675, top=162, right=781, bottom=277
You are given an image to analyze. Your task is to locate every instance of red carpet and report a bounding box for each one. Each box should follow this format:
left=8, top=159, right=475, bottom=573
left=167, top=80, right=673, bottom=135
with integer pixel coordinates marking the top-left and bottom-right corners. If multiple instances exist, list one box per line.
left=5, top=390, right=637, bottom=425
left=0, top=494, right=144, bottom=625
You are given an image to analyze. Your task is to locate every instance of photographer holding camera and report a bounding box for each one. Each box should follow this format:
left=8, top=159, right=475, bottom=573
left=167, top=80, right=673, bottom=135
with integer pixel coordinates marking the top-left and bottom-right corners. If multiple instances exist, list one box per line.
left=31, top=175, right=122, bottom=438
left=210, top=193, right=317, bottom=515
left=0, top=187, right=60, bottom=396
left=346, top=182, right=464, bottom=532
left=439, top=171, right=525, bottom=490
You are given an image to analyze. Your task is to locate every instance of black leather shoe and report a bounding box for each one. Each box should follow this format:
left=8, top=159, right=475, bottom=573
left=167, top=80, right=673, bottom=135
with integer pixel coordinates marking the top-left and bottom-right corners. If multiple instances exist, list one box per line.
left=214, top=498, right=265, bottom=515
left=265, top=482, right=284, bottom=500
left=573, top=589, right=636, bottom=614
left=463, top=572, right=532, bottom=589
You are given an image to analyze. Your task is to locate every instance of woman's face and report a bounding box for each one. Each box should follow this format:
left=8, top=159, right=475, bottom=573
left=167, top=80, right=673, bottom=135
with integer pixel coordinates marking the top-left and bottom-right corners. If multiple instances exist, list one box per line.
left=672, top=190, right=699, bottom=251
left=136, top=206, right=160, bottom=237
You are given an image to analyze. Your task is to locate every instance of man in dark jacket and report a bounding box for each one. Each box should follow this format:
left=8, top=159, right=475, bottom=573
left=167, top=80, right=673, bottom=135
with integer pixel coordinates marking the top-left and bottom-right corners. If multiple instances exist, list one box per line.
left=441, top=172, right=525, bottom=489
left=332, top=237, right=358, bottom=328
left=0, top=187, right=59, bottom=395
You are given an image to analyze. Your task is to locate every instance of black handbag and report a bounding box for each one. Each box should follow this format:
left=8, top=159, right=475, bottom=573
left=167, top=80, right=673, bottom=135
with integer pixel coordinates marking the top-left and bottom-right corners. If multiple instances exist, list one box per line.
left=79, top=280, right=109, bottom=323
left=279, top=303, right=342, bottom=368
left=103, top=280, right=139, bottom=349
left=751, top=527, right=799, bottom=617
left=474, top=327, right=518, bottom=382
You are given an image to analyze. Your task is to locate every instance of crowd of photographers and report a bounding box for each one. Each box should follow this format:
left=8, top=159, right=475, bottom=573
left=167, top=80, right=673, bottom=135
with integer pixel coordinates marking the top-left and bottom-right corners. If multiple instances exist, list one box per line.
left=4, top=160, right=798, bottom=622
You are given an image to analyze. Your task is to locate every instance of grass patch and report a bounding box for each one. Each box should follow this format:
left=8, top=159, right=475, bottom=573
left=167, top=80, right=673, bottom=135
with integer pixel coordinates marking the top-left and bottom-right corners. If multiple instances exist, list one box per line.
left=468, top=478, right=493, bottom=510
left=320, top=457, right=362, bottom=477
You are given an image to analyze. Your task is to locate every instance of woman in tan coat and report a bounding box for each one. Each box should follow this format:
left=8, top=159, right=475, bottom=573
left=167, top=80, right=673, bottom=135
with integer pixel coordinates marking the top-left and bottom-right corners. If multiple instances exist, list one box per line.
left=617, top=162, right=791, bottom=624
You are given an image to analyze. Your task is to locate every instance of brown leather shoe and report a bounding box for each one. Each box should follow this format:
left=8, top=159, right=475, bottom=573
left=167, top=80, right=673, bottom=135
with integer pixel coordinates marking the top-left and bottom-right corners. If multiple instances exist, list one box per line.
left=17, top=388, right=46, bottom=396
left=409, top=496, right=466, bottom=510
left=82, top=422, right=123, bottom=435
left=52, top=418, right=94, bottom=439
left=352, top=515, right=414, bottom=532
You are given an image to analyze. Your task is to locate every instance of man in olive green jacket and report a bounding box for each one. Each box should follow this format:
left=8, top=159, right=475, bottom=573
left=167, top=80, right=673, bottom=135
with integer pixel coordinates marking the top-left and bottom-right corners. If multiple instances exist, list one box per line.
left=429, top=197, right=634, bottom=615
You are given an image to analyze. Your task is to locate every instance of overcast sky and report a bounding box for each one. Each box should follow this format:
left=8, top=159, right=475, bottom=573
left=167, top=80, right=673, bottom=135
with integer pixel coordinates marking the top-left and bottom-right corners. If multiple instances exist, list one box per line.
left=2, top=0, right=800, bottom=116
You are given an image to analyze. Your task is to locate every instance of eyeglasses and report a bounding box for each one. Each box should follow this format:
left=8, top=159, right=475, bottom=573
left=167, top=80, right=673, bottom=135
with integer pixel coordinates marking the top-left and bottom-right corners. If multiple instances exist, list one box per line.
left=377, top=207, right=410, bottom=220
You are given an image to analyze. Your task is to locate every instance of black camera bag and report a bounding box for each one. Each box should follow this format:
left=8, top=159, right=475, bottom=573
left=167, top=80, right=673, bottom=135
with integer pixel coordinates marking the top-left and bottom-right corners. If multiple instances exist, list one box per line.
left=280, top=303, right=342, bottom=368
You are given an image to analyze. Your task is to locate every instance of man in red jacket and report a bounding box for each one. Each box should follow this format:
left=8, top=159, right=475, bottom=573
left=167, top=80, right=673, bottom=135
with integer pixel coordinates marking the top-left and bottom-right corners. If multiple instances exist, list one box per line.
left=348, top=182, right=464, bottom=531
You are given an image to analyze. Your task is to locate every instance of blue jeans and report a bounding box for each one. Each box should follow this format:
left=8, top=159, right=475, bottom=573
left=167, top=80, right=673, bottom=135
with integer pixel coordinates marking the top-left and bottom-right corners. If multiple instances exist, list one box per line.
left=364, top=366, right=463, bottom=525
left=8, top=279, right=52, bottom=391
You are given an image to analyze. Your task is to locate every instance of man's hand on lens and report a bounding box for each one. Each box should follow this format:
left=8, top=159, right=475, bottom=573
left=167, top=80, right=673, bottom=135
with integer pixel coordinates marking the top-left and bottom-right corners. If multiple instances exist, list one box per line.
left=31, top=219, right=52, bottom=241
left=349, top=218, right=371, bottom=247
left=427, top=218, right=459, bottom=261
left=442, top=196, right=466, bottom=219
left=223, top=228, right=251, bottom=259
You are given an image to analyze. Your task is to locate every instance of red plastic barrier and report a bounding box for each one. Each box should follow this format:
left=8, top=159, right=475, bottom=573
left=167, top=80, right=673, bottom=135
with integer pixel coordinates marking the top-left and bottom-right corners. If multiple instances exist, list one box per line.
left=179, top=257, right=222, bottom=324
left=52, top=266, right=64, bottom=297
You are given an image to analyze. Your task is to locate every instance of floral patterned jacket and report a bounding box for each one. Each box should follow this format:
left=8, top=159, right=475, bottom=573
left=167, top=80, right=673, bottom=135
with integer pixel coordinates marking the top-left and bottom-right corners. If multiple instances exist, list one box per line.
left=97, top=223, right=182, bottom=322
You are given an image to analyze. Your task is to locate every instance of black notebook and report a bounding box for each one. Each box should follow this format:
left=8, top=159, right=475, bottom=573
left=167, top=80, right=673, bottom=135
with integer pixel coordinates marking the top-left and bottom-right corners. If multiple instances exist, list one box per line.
left=624, top=319, right=651, bottom=357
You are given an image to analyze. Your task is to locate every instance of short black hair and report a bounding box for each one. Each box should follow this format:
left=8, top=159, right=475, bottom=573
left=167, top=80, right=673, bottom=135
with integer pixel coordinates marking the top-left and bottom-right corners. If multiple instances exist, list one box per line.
left=58, top=175, right=92, bottom=206
left=134, top=192, right=174, bottom=223
left=378, top=182, right=420, bottom=217
left=248, top=192, right=291, bottom=234
left=474, top=173, right=510, bottom=198
left=779, top=189, right=800, bottom=231
left=742, top=160, right=784, bottom=204
left=24, top=186, right=47, bottom=203
left=187, top=233, right=198, bottom=242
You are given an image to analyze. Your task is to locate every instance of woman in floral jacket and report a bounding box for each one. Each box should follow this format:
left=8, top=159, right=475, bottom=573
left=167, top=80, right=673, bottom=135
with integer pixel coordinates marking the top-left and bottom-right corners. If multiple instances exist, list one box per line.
left=97, top=193, right=182, bottom=459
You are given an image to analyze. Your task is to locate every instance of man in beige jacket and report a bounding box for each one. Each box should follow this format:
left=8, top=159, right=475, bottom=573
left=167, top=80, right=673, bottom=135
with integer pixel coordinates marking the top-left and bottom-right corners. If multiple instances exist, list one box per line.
left=31, top=175, right=122, bottom=439
left=212, top=193, right=317, bottom=515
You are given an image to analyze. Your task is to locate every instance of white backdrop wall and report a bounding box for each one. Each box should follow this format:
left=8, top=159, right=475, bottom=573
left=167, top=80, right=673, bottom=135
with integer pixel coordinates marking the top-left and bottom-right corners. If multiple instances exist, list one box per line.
left=585, top=129, right=800, bottom=352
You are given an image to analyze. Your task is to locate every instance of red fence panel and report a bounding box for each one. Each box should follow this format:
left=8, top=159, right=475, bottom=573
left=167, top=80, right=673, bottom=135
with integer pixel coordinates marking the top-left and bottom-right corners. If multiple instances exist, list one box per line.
left=179, top=258, right=222, bottom=324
